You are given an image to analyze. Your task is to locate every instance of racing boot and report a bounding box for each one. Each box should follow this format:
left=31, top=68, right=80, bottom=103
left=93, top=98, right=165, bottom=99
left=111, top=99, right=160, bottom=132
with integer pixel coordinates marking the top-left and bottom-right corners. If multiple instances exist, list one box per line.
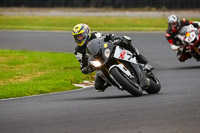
left=95, top=75, right=111, bottom=92
left=95, top=82, right=111, bottom=92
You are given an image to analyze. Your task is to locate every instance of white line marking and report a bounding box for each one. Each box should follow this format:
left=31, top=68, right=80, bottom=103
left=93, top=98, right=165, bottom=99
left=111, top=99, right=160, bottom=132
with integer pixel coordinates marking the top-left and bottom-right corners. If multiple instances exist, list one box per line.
left=0, top=86, right=93, bottom=101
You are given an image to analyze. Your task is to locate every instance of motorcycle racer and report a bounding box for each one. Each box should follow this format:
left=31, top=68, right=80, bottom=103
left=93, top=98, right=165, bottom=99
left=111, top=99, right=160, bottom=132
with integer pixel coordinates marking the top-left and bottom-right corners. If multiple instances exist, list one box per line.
left=72, top=23, right=149, bottom=92
left=165, top=14, right=200, bottom=62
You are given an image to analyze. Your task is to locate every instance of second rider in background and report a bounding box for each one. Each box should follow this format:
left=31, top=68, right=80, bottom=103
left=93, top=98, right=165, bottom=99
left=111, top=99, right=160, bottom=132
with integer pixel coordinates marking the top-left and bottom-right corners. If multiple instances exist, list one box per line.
left=165, top=14, right=200, bottom=62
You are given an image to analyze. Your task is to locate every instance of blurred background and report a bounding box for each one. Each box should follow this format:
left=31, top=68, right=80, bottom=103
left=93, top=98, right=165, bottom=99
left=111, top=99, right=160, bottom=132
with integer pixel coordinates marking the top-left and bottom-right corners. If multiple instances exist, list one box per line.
left=0, top=0, right=199, bottom=9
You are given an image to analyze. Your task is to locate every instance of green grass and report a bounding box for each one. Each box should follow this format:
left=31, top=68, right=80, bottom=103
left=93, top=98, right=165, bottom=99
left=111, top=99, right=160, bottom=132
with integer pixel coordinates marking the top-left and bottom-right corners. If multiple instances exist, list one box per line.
left=0, top=16, right=194, bottom=31
left=0, top=49, right=94, bottom=99
left=0, top=16, right=199, bottom=31
left=0, top=15, right=200, bottom=31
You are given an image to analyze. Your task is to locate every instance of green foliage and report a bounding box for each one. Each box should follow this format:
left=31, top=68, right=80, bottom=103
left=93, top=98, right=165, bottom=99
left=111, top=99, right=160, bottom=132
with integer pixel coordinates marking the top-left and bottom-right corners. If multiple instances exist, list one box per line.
left=0, top=16, right=167, bottom=31
left=0, top=49, right=94, bottom=99
left=0, top=16, right=199, bottom=31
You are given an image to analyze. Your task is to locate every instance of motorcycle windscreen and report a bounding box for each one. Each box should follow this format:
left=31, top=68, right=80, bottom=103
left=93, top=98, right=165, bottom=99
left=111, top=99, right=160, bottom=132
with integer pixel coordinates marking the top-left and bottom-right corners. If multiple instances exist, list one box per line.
left=87, top=38, right=102, bottom=56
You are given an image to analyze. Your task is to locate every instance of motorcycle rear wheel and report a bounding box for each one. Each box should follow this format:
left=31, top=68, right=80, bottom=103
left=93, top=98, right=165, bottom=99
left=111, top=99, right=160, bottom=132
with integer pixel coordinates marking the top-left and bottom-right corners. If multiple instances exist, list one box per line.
left=110, top=67, right=143, bottom=97
left=146, top=75, right=161, bottom=94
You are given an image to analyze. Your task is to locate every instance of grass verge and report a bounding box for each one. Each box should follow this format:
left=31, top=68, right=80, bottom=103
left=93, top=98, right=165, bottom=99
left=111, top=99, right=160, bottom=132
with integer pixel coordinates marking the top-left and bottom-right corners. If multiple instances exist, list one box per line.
left=0, top=49, right=94, bottom=99
left=1, top=16, right=199, bottom=31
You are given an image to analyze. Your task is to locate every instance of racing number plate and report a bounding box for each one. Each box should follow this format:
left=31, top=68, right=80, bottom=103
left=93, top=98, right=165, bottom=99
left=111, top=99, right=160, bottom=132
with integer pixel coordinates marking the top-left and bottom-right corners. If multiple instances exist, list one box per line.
left=113, top=46, right=137, bottom=64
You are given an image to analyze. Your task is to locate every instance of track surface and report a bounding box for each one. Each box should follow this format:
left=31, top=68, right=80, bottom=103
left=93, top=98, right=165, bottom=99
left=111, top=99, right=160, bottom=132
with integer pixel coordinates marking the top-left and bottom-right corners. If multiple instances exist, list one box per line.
left=0, top=31, right=200, bottom=133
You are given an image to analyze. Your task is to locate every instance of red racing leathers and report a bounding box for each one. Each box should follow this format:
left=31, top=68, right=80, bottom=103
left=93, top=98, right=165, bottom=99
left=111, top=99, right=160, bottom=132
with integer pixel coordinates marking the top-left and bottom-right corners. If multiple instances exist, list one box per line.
left=165, top=18, right=199, bottom=62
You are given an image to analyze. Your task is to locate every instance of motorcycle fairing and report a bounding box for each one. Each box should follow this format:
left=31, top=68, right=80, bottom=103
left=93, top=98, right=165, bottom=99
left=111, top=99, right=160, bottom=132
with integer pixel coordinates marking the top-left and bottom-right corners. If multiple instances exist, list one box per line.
left=113, top=46, right=137, bottom=64
left=113, top=46, right=146, bottom=84
left=109, top=64, right=132, bottom=78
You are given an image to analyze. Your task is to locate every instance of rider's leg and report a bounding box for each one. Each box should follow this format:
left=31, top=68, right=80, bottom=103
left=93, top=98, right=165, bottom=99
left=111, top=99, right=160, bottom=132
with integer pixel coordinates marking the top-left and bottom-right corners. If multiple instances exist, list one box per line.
left=95, top=74, right=110, bottom=92
left=121, top=36, right=149, bottom=65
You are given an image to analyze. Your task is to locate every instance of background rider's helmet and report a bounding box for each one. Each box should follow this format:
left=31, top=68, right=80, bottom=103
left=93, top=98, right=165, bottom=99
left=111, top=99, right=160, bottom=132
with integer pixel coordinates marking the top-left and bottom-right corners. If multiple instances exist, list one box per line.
left=72, top=23, right=91, bottom=47
left=167, top=15, right=181, bottom=31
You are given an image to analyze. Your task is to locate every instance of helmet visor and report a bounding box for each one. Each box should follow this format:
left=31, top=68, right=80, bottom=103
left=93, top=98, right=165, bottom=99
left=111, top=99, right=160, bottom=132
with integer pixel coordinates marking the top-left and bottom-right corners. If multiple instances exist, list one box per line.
left=170, top=22, right=177, bottom=28
left=73, top=33, right=87, bottom=44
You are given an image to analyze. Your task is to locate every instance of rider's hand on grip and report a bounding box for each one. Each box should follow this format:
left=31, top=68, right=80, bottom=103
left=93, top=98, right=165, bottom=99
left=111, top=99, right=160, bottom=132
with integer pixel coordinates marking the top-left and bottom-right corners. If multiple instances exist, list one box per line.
left=104, top=34, right=115, bottom=42
left=112, top=37, right=122, bottom=45
left=171, top=45, right=180, bottom=51
left=104, top=34, right=111, bottom=42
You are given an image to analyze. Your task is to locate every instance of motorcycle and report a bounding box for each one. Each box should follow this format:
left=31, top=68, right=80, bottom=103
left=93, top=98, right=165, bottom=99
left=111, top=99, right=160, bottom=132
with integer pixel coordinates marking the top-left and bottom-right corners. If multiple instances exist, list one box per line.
left=176, top=24, right=200, bottom=61
left=86, top=37, right=161, bottom=96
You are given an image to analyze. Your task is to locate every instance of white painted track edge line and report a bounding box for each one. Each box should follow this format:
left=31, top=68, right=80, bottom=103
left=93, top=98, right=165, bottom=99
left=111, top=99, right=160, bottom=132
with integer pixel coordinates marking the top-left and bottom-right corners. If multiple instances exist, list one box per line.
left=0, top=85, right=94, bottom=101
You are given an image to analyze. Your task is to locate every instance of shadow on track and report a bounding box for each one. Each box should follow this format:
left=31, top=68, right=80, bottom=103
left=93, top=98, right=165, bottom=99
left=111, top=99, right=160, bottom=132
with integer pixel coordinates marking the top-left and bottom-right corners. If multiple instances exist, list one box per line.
left=66, top=93, right=163, bottom=101
left=67, top=95, right=133, bottom=101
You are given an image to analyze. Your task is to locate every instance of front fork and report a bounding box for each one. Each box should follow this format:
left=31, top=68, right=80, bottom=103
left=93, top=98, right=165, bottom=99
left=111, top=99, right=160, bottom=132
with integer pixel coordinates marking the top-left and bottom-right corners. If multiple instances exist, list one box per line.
left=108, top=64, right=133, bottom=90
left=95, top=62, right=132, bottom=90
left=111, top=60, right=149, bottom=90
left=109, top=63, right=143, bottom=90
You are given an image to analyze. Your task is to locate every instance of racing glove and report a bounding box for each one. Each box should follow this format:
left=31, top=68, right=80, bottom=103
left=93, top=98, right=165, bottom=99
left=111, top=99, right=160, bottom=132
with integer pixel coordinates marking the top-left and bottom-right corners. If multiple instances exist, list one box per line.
left=171, top=45, right=180, bottom=51
left=104, top=34, right=116, bottom=42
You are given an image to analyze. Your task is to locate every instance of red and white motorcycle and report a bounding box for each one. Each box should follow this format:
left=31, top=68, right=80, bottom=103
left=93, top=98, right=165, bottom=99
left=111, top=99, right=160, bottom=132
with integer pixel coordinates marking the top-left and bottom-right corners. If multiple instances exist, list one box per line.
left=87, top=37, right=161, bottom=96
left=176, top=24, right=200, bottom=61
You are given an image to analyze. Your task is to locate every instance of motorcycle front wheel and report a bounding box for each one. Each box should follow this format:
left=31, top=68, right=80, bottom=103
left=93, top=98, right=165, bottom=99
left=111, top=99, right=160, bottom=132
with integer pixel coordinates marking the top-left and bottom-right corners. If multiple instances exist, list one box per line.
left=110, top=67, right=143, bottom=97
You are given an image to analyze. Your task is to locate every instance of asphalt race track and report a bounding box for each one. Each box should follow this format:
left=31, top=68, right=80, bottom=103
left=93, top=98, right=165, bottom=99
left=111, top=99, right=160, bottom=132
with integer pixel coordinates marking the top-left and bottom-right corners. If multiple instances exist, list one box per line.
left=0, top=31, right=200, bottom=133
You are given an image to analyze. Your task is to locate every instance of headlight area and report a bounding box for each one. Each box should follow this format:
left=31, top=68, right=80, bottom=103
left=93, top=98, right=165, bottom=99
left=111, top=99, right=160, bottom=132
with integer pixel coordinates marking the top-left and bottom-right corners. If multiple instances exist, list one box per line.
left=90, top=60, right=102, bottom=67
left=104, top=48, right=111, bottom=58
